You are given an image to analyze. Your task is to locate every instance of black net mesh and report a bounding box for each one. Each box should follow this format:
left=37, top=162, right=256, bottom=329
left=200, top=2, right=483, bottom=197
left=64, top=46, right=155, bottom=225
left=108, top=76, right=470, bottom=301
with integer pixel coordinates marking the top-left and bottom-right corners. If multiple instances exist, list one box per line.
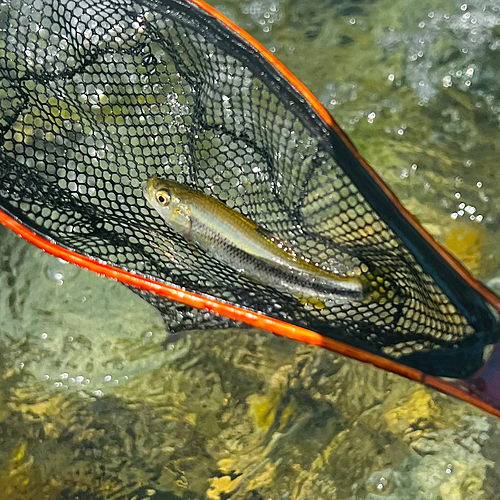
left=0, top=0, right=498, bottom=377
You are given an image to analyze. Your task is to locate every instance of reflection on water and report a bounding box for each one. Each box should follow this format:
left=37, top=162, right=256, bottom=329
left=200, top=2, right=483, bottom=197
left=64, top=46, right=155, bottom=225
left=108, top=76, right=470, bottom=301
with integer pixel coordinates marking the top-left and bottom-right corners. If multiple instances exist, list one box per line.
left=0, top=0, right=500, bottom=498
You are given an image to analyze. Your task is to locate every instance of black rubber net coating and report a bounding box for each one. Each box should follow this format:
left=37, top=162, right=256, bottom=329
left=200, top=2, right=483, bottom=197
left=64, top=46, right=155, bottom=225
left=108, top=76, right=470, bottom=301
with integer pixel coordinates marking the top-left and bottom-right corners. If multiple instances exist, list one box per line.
left=0, top=0, right=498, bottom=378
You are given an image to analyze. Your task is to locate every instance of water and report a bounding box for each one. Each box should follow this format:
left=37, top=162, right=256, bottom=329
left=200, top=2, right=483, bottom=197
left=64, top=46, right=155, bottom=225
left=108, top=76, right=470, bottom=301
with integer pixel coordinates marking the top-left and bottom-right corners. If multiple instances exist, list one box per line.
left=0, top=0, right=500, bottom=499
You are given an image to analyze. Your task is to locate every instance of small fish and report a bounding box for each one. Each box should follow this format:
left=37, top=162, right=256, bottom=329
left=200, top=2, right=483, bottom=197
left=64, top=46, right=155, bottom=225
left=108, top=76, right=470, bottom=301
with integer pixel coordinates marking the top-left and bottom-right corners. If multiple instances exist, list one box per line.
left=144, top=176, right=369, bottom=303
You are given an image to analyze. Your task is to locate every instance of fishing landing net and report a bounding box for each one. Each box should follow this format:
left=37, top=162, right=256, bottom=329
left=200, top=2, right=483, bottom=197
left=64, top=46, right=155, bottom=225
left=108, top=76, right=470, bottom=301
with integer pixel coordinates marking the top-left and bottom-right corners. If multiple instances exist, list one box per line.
left=0, top=0, right=499, bottom=379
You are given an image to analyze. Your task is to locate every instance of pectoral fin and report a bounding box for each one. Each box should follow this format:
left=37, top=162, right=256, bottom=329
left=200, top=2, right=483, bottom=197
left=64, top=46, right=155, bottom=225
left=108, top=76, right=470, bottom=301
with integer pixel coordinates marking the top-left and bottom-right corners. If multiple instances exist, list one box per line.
left=256, top=225, right=280, bottom=244
left=299, top=296, right=327, bottom=309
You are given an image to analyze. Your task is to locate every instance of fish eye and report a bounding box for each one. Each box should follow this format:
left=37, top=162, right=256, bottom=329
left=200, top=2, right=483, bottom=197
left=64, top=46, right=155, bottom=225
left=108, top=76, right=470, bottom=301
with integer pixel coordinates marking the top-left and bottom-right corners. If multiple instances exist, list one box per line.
left=155, top=190, right=170, bottom=206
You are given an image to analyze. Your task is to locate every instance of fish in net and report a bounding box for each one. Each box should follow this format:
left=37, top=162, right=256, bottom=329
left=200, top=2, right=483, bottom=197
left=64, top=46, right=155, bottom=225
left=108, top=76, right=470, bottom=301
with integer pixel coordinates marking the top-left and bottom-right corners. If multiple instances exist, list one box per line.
left=0, top=0, right=499, bottom=414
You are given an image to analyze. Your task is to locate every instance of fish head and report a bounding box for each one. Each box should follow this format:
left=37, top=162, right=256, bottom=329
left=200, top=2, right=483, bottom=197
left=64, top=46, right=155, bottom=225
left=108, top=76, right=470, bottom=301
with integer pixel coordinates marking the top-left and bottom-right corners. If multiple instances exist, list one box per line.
left=144, top=176, right=192, bottom=236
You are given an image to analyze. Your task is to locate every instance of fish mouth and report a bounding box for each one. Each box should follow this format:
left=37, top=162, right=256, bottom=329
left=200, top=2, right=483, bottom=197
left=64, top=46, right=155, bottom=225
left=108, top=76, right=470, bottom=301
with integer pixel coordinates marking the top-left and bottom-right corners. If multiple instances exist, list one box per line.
left=143, top=176, right=160, bottom=203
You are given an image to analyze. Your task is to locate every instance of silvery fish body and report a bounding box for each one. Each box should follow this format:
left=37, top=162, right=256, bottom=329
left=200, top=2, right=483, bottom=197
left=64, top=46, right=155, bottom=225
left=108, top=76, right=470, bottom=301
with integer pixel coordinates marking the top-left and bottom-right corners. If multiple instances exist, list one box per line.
left=144, top=176, right=367, bottom=303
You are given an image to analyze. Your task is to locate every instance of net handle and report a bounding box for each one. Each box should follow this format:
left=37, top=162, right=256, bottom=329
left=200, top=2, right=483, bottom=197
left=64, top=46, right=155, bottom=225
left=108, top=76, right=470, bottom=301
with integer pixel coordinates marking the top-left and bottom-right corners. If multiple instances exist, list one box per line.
left=1, top=207, right=499, bottom=418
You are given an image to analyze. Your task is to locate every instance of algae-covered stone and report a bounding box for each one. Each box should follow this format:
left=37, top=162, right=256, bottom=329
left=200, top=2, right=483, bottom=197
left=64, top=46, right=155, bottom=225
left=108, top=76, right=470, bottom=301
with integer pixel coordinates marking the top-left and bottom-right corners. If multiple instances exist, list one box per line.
left=384, top=388, right=440, bottom=434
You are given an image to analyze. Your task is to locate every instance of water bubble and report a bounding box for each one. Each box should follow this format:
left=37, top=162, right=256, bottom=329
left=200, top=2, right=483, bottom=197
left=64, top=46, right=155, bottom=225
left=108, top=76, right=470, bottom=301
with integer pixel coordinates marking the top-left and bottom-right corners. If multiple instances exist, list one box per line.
left=104, top=375, right=112, bottom=382
left=443, top=75, right=452, bottom=88
left=377, top=478, right=387, bottom=491
left=46, top=257, right=80, bottom=284
left=366, top=469, right=397, bottom=495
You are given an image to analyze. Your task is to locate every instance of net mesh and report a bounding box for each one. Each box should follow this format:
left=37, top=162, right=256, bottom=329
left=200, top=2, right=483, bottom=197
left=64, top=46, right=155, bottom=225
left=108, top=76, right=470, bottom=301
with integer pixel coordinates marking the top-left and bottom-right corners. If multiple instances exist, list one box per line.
left=0, top=0, right=498, bottom=377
